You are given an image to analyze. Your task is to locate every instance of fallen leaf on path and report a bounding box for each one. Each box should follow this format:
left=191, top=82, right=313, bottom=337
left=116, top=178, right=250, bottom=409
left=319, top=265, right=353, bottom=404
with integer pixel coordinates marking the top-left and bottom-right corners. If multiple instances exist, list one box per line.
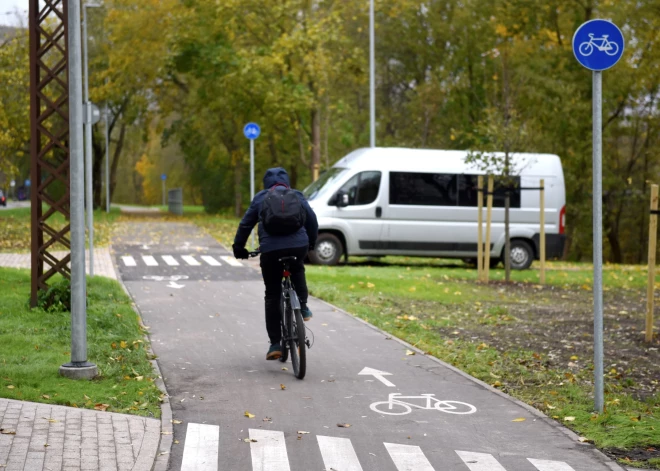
left=243, top=438, right=257, bottom=443
left=94, top=404, right=110, bottom=412
left=337, top=423, right=351, bottom=428
left=297, top=431, right=310, bottom=434
left=244, top=411, right=255, bottom=419
left=41, top=417, right=57, bottom=423
left=405, top=350, right=415, bottom=356
left=171, top=420, right=182, bottom=424
left=263, top=417, right=272, bottom=422
left=512, top=418, right=526, bottom=422
left=174, top=440, right=179, bottom=444
left=0, top=429, right=16, bottom=435
left=282, top=367, right=288, bottom=371
left=161, top=432, right=173, bottom=435
left=280, top=384, right=286, bottom=390
left=578, top=437, right=594, bottom=443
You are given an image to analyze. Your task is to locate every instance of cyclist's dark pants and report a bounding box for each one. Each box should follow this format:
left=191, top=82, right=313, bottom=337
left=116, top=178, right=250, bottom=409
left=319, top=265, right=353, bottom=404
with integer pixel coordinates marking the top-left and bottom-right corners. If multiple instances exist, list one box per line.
left=260, top=245, right=309, bottom=344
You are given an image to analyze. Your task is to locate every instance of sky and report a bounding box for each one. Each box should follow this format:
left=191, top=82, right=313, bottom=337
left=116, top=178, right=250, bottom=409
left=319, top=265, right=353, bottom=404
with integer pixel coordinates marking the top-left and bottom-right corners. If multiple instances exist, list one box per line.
left=0, top=0, right=27, bottom=27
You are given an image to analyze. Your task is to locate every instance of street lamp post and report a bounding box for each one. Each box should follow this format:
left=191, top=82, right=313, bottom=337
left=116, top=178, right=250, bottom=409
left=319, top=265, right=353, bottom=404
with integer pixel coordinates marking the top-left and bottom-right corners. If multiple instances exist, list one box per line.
left=369, top=0, right=375, bottom=148
left=59, top=0, right=98, bottom=380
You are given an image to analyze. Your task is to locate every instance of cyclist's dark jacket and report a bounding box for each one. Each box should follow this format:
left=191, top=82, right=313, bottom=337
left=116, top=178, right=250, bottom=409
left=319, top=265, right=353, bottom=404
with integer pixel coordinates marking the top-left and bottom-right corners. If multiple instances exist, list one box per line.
left=234, top=167, right=318, bottom=253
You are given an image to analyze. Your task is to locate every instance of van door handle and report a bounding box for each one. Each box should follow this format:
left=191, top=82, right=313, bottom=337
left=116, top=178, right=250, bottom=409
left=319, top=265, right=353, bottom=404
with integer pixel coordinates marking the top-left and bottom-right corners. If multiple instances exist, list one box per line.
left=376, top=207, right=382, bottom=218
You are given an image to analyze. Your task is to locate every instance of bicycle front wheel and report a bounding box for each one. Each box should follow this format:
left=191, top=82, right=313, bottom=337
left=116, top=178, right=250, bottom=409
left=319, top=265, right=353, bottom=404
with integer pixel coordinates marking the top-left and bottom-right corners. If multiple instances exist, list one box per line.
left=289, top=308, right=306, bottom=379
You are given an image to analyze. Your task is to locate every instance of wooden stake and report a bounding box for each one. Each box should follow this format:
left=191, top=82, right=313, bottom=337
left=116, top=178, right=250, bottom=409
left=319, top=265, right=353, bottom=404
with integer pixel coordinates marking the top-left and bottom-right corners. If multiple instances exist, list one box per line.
left=540, top=179, right=546, bottom=285
left=477, top=175, right=484, bottom=282
left=484, top=175, right=494, bottom=283
left=646, top=184, right=658, bottom=343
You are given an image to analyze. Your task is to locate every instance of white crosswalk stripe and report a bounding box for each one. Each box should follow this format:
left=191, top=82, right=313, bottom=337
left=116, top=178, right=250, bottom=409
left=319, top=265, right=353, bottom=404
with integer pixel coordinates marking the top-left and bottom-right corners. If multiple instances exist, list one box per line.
left=317, top=435, right=364, bottom=471
left=249, top=429, right=291, bottom=471
left=177, top=424, right=584, bottom=471
left=162, top=255, right=179, bottom=266
left=180, top=423, right=219, bottom=471
left=142, top=255, right=158, bottom=266
left=528, top=459, right=577, bottom=471
left=181, top=255, right=201, bottom=266
left=385, top=443, right=435, bottom=471
left=456, top=451, right=508, bottom=471
left=221, top=256, right=243, bottom=267
left=121, top=256, right=136, bottom=267
left=201, top=255, right=222, bottom=266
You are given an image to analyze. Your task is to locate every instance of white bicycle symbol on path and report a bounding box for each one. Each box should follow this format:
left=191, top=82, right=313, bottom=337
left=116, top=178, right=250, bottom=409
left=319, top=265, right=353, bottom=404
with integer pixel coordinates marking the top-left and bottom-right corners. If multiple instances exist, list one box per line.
left=579, top=34, right=619, bottom=57
left=370, top=393, right=477, bottom=416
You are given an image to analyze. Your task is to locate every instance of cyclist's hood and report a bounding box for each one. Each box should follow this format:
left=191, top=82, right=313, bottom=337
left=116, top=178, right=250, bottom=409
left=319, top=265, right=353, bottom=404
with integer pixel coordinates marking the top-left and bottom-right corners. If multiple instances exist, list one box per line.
left=263, top=167, right=291, bottom=189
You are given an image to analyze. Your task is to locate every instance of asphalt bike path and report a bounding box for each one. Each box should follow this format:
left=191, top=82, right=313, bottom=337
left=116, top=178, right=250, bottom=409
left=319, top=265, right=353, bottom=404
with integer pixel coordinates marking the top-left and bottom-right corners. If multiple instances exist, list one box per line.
left=113, top=222, right=623, bottom=471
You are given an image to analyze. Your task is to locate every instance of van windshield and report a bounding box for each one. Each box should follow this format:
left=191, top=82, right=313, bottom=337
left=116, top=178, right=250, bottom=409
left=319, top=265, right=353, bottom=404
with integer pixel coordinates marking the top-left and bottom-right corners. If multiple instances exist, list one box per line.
left=303, top=167, right=346, bottom=200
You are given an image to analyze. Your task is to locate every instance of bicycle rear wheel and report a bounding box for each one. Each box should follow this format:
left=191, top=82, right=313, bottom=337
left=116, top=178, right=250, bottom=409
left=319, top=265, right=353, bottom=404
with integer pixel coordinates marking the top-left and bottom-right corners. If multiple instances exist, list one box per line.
left=279, top=296, right=289, bottom=363
left=288, top=308, right=306, bottom=379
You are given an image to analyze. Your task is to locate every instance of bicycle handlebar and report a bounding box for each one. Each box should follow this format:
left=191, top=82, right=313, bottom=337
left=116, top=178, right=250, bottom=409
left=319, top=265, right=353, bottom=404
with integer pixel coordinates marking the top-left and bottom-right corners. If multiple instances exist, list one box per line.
left=248, top=250, right=261, bottom=258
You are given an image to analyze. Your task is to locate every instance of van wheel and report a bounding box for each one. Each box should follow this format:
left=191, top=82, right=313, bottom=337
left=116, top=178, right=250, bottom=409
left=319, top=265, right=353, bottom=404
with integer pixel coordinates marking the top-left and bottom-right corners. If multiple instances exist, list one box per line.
left=509, top=240, right=534, bottom=270
left=309, top=233, right=343, bottom=266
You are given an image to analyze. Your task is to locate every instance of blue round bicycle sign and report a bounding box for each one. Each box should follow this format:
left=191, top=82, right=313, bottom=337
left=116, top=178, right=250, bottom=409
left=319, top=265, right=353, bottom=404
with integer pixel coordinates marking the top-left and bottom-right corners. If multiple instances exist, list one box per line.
left=243, top=122, right=261, bottom=140
left=573, top=19, right=624, bottom=71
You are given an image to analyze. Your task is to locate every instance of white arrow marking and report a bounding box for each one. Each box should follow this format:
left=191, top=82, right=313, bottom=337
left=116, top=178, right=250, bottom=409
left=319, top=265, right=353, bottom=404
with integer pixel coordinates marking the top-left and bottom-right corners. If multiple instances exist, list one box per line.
left=358, top=367, right=395, bottom=387
left=167, top=281, right=185, bottom=289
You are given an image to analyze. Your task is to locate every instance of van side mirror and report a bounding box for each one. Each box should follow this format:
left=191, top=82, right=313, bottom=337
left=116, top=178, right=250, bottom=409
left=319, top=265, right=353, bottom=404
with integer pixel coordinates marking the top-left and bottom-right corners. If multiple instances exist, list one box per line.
left=336, top=191, right=349, bottom=208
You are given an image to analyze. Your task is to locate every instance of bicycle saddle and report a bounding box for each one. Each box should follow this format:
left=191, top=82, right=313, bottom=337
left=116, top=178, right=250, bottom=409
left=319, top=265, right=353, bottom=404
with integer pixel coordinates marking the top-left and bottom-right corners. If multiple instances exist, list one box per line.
left=279, top=256, right=297, bottom=262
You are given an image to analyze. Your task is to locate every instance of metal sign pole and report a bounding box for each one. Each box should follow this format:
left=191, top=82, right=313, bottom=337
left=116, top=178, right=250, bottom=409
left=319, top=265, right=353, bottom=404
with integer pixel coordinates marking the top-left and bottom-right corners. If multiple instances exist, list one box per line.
left=83, top=6, right=94, bottom=276
left=592, top=70, right=604, bottom=413
left=105, top=103, right=110, bottom=213
left=250, top=138, right=255, bottom=248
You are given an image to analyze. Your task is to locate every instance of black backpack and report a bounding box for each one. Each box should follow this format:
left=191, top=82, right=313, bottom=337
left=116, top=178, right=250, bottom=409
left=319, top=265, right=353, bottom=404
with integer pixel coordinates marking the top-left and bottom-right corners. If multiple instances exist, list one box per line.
left=260, top=186, right=307, bottom=236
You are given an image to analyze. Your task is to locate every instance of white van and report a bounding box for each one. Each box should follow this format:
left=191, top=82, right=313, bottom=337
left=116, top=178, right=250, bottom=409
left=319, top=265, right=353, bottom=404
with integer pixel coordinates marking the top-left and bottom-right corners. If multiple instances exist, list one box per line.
left=303, top=147, right=566, bottom=269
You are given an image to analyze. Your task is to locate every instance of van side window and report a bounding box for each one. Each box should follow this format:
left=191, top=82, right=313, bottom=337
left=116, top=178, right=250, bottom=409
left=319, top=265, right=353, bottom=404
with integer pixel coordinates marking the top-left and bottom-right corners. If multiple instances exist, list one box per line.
left=458, top=175, right=521, bottom=208
left=335, top=171, right=382, bottom=206
left=390, top=172, right=457, bottom=206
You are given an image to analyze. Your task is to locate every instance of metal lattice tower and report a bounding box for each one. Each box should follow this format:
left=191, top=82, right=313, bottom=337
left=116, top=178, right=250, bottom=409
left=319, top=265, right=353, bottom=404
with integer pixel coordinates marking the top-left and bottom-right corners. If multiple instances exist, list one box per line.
left=29, top=0, right=71, bottom=306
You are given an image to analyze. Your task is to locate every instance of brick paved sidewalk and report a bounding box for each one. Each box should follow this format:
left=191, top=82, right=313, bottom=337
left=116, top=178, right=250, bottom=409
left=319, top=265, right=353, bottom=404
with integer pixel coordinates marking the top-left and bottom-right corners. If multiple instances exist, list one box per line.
left=0, top=398, right=161, bottom=471
left=0, top=249, right=117, bottom=280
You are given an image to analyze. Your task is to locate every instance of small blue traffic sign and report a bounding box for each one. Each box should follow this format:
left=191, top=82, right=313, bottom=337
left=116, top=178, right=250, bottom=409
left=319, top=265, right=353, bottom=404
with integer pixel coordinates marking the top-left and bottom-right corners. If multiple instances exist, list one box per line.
left=161, top=174, right=167, bottom=181
left=243, top=122, right=261, bottom=140
left=573, top=19, right=624, bottom=71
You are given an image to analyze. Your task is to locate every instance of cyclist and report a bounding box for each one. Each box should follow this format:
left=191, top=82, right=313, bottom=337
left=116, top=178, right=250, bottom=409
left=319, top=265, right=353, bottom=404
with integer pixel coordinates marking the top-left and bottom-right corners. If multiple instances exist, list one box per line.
left=232, top=167, right=319, bottom=360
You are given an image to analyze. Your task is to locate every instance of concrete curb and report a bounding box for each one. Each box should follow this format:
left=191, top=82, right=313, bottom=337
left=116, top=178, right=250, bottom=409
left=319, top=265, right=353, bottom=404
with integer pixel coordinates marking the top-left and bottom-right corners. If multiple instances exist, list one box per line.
left=316, top=297, right=628, bottom=471
left=109, top=244, right=173, bottom=471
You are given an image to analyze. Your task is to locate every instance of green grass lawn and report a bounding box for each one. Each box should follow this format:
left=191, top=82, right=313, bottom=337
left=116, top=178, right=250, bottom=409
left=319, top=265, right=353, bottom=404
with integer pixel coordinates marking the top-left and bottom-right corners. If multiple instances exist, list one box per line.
left=0, top=207, right=122, bottom=253
left=0, top=268, right=162, bottom=417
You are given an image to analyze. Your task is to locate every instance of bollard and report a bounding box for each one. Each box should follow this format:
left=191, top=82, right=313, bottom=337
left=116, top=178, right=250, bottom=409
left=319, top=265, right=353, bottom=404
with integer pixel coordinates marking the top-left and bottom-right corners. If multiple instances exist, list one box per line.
left=646, top=184, right=658, bottom=343
left=484, top=175, right=494, bottom=283
left=540, top=179, right=546, bottom=284
left=477, top=175, right=484, bottom=282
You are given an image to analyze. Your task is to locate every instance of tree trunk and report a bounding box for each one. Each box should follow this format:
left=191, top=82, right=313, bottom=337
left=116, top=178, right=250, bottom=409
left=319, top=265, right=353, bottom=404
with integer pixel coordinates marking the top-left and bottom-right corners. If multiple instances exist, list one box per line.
left=233, top=153, right=242, bottom=218
left=311, top=107, right=321, bottom=181
left=92, top=128, right=103, bottom=209
left=505, top=193, right=511, bottom=282
left=109, top=122, right=127, bottom=203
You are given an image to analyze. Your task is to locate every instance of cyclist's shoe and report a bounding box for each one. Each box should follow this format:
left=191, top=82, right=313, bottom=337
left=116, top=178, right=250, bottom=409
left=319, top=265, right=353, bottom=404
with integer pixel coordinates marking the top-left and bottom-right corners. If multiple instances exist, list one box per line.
left=301, top=307, right=313, bottom=322
left=266, top=343, right=282, bottom=360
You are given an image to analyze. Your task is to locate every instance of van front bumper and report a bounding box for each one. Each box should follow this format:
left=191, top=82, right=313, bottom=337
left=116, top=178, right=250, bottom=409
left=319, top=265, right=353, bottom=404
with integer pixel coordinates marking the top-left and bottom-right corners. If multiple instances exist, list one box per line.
left=532, top=234, right=566, bottom=260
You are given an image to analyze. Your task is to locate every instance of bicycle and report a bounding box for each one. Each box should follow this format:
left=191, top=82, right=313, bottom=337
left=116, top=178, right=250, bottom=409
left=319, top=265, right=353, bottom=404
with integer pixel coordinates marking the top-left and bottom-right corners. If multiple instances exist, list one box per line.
left=578, top=34, right=619, bottom=57
left=370, top=393, right=477, bottom=416
left=249, top=251, right=309, bottom=379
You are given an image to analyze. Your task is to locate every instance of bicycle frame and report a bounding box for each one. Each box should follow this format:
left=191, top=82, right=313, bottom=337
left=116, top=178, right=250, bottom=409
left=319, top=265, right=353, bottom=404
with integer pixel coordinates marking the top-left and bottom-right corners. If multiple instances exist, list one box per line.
left=388, top=393, right=436, bottom=409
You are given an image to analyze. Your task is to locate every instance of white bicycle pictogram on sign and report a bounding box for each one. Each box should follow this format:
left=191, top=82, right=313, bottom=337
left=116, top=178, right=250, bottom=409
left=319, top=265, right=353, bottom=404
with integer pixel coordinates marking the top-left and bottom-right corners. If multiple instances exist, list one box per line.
left=370, top=393, right=477, bottom=416
left=579, top=34, right=620, bottom=57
